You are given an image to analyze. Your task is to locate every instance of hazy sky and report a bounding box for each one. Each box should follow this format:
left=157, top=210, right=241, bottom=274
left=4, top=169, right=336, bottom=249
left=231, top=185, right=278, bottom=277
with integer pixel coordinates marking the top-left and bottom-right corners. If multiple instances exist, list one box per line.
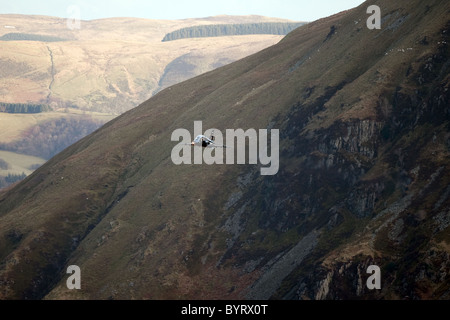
left=0, top=0, right=366, bottom=22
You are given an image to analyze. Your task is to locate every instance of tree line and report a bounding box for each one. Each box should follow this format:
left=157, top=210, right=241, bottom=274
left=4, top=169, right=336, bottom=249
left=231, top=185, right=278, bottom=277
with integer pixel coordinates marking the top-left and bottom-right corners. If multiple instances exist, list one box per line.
left=0, top=33, right=66, bottom=42
left=0, top=116, right=106, bottom=160
left=0, top=173, right=27, bottom=189
left=0, top=102, right=51, bottom=114
left=162, top=22, right=306, bottom=42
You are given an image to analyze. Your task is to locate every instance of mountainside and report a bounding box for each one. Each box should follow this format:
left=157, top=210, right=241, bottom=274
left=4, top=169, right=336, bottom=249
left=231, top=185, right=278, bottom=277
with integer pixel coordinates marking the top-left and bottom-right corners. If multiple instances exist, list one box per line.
left=0, top=14, right=291, bottom=189
left=0, top=14, right=291, bottom=113
left=0, top=0, right=449, bottom=300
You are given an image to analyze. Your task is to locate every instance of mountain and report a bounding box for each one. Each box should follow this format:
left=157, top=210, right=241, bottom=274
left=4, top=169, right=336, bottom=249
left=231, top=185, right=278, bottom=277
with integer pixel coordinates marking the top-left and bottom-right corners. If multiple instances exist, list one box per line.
left=0, top=14, right=294, bottom=189
left=0, top=0, right=449, bottom=300
left=0, top=14, right=293, bottom=113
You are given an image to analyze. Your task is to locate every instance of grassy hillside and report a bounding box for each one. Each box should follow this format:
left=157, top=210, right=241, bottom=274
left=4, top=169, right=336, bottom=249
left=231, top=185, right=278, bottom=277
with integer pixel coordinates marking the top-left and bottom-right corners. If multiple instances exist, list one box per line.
left=0, top=14, right=289, bottom=188
left=0, top=0, right=449, bottom=300
left=0, top=151, right=46, bottom=189
left=0, top=14, right=290, bottom=113
left=0, top=151, right=45, bottom=175
left=0, top=111, right=114, bottom=189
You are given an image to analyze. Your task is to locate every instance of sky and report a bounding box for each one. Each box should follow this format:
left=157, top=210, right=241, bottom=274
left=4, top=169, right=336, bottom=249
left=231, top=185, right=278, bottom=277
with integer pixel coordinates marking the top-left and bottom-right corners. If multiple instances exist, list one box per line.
left=0, top=0, right=366, bottom=22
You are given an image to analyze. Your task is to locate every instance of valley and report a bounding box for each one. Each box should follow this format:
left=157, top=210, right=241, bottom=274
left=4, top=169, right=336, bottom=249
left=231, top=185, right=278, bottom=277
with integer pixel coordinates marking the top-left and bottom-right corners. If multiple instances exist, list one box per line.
left=0, top=0, right=449, bottom=301
left=0, top=14, right=295, bottom=188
